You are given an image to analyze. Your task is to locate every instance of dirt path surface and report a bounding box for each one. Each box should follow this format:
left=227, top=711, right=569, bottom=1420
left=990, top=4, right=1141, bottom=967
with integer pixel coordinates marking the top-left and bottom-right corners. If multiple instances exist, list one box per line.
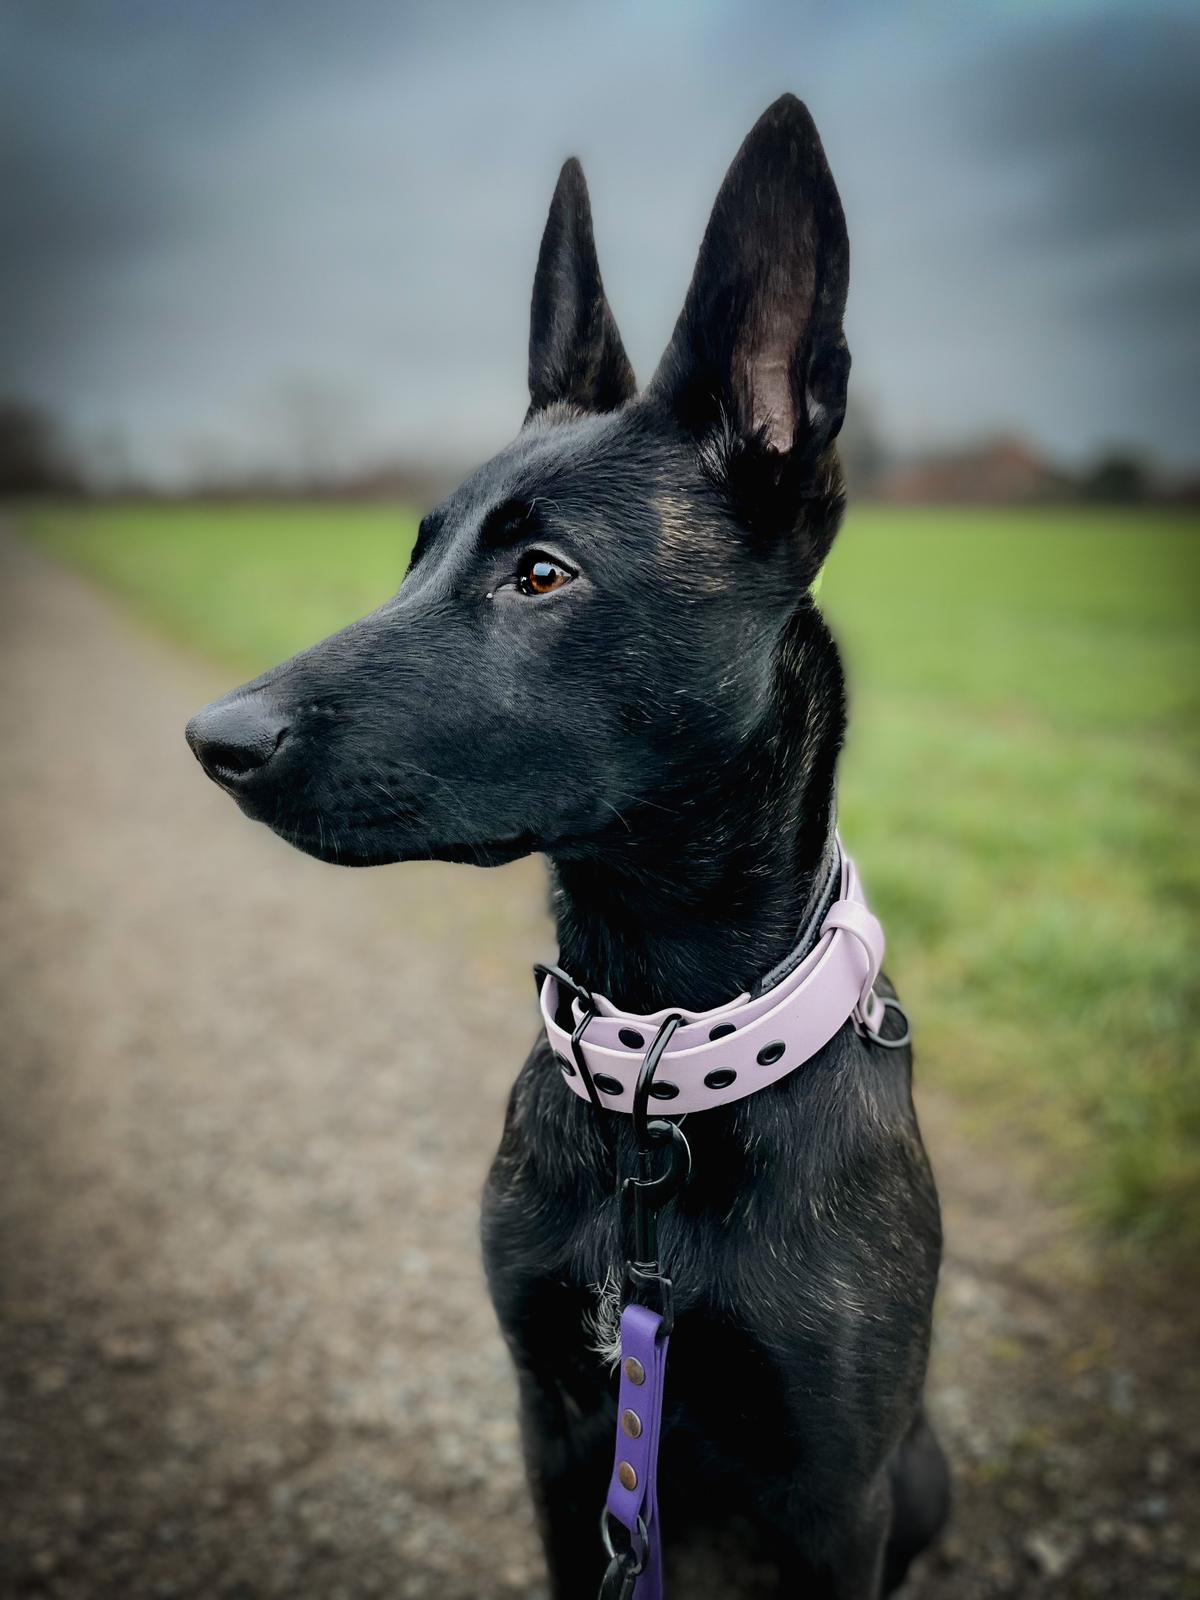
left=1, top=527, right=1196, bottom=1600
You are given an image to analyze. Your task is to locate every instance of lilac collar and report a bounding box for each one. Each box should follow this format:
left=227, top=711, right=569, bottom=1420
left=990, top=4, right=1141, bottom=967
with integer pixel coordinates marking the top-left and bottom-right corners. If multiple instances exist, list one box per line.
left=540, top=841, right=900, bottom=1117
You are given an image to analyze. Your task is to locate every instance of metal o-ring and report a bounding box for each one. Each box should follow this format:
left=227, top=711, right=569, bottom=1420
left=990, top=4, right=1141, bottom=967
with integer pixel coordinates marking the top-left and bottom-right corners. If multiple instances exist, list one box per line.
left=600, top=1508, right=648, bottom=1568
left=866, top=995, right=911, bottom=1049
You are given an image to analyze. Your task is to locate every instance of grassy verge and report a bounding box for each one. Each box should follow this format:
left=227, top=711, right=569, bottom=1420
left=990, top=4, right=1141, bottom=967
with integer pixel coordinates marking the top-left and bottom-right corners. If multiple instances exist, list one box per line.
left=16, top=502, right=421, bottom=672
left=15, top=500, right=1200, bottom=1252
left=821, top=509, right=1199, bottom=1250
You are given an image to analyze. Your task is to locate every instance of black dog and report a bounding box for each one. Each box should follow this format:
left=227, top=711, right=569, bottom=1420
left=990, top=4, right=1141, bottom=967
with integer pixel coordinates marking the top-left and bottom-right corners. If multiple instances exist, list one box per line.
left=187, top=95, right=948, bottom=1598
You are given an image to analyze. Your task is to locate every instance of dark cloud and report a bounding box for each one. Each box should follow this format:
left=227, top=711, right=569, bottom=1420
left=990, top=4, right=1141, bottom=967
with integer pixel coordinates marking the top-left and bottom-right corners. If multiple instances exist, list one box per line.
left=968, top=10, right=1200, bottom=247
left=0, top=1, right=410, bottom=369
left=2, top=0, right=1196, bottom=479
left=952, top=7, right=1200, bottom=460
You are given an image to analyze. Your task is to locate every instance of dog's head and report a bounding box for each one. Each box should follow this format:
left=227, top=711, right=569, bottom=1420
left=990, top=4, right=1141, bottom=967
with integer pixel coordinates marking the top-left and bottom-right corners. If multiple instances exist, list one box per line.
left=186, top=95, right=850, bottom=867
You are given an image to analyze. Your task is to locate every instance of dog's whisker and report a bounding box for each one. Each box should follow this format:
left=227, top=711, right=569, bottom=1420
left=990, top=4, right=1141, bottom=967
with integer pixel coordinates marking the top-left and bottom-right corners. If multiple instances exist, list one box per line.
left=598, top=798, right=632, bottom=834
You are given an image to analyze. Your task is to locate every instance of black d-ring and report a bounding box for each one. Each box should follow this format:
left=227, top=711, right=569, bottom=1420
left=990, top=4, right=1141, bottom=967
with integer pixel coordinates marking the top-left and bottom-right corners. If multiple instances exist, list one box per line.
left=632, top=1013, right=684, bottom=1148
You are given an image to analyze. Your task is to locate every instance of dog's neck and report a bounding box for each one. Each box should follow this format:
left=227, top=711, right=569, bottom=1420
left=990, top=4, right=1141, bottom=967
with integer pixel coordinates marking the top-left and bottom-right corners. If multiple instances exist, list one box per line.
left=550, top=813, right=835, bottom=1014
left=550, top=613, right=844, bottom=1014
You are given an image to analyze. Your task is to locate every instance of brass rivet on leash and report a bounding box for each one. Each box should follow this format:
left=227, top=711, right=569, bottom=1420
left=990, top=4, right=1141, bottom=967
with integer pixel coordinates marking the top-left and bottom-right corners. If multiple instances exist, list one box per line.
left=618, top=1461, right=638, bottom=1491
left=621, top=1408, right=643, bottom=1438
left=623, top=1357, right=645, bottom=1386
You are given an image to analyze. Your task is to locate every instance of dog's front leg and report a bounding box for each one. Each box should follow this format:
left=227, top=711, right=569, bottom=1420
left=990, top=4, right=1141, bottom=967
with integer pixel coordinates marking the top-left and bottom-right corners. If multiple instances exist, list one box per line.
left=514, top=1365, right=613, bottom=1599
left=775, top=1476, right=892, bottom=1600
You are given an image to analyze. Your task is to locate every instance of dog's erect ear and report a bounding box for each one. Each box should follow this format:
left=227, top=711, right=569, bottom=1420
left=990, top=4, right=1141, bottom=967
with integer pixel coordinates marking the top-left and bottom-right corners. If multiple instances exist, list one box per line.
left=527, top=158, right=636, bottom=420
left=650, top=96, right=850, bottom=537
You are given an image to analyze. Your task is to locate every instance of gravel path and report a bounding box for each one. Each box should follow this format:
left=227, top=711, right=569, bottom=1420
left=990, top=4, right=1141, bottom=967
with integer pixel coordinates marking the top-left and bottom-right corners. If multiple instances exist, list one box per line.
left=1, top=526, right=1196, bottom=1599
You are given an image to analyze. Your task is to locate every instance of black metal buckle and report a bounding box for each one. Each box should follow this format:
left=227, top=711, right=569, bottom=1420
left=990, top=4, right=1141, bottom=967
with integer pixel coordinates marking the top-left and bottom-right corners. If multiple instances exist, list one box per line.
left=533, top=961, right=608, bottom=1117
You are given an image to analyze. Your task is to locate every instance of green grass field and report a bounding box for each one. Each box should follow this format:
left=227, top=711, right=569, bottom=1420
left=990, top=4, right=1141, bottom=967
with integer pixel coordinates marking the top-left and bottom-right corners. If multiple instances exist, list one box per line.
left=17, top=501, right=1200, bottom=1253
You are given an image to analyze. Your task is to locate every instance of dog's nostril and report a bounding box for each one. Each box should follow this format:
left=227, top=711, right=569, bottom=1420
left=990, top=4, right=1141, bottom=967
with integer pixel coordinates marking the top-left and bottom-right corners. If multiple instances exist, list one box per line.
left=185, top=700, right=291, bottom=788
left=204, top=740, right=272, bottom=778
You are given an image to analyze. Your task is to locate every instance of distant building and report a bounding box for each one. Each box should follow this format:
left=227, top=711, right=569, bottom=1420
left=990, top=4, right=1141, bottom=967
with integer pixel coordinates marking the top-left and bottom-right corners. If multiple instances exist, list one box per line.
left=876, top=435, right=1073, bottom=504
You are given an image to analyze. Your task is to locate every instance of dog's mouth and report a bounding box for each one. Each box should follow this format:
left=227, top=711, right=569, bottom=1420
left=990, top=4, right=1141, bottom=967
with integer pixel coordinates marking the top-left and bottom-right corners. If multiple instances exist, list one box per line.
left=214, top=764, right=549, bottom=870
left=269, top=815, right=542, bottom=870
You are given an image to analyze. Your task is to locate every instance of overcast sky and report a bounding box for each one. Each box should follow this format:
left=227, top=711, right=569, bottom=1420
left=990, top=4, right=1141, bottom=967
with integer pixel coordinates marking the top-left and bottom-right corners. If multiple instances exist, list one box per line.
left=3, top=0, right=1198, bottom=483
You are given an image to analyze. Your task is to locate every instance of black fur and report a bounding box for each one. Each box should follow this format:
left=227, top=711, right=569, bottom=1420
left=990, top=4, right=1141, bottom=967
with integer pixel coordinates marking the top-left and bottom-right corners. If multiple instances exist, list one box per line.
left=186, top=95, right=948, bottom=1597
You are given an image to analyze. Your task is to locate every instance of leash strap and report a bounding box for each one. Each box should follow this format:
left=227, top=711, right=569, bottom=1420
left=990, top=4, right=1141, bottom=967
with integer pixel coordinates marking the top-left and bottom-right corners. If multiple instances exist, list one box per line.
left=602, top=1304, right=669, bottom=1600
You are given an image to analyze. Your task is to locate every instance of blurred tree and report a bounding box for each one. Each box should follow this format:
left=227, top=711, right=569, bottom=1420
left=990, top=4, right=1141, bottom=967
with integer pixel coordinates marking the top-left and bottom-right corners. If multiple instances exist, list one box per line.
left=0, top=400, right=79, bottom=495
left=838, top=398, right=889, bottom=500
left=1081, top=450, right=1151, bottom=503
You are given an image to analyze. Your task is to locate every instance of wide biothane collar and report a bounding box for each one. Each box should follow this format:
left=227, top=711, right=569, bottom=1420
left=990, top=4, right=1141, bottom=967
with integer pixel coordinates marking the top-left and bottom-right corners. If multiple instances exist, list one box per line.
left=539, top=841, right=896, bottom=1116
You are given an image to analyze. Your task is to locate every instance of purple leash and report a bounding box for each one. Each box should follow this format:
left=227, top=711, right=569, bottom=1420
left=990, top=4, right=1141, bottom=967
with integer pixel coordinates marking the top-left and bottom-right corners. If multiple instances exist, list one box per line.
left=597, top=1016, right=690, bottom=1600
left=601, top=1304, right=670, bottom=1599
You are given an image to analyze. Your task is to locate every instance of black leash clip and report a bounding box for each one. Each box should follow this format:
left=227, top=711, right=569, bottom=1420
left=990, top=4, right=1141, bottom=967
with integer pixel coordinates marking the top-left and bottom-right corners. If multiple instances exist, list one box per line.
left=599, top=1549, right=642, bottom=1600
left=620, top=1014, right=692, bottom=1333
left=599, top=1510, right=648, bottom=1600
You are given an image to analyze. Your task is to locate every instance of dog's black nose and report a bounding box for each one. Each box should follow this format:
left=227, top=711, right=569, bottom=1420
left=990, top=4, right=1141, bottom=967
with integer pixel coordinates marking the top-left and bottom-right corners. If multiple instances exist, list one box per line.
left=185, top=696, right=291, bottom=789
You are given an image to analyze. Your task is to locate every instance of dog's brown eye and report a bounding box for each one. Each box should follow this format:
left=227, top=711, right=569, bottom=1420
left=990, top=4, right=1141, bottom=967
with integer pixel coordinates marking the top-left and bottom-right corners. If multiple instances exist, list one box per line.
left=516, top=553, right=573, bottom=597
